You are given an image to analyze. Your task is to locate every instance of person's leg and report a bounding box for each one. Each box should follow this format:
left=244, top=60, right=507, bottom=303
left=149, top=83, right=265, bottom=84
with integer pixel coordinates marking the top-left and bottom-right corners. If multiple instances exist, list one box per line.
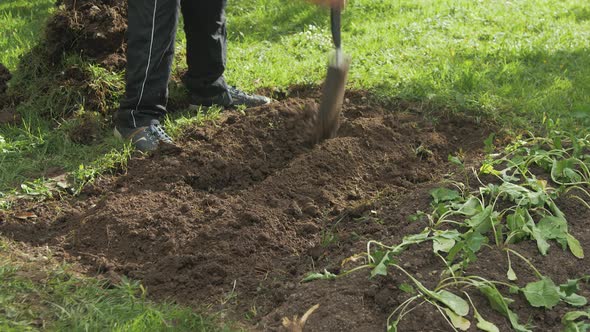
left=114, top=0, right=179, bottom=151
left=115, top=0, right=179, bottom=128
left=180, top=0, right=270, bottom=107
left=180, top=0, right=228, bottom=98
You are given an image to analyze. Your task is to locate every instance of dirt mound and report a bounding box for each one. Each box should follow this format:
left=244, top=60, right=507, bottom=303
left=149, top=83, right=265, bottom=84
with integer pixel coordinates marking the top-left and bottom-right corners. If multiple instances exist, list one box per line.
left=1, top=92, right=497, bottom=330
left=4, top=0, right=127, bottom=118
left=45, top=0, right=127, bottom=68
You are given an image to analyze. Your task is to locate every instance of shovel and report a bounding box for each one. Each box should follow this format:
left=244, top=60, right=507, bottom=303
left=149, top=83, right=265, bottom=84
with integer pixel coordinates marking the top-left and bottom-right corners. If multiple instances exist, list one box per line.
left=314, top=7, right=351, bottom=143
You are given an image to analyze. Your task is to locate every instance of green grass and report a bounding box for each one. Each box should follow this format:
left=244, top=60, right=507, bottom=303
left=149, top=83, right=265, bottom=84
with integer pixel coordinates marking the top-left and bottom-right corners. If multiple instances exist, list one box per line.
left=0, top=0, right=53, bottom=70
left=0, top=239, right=233, bottom=331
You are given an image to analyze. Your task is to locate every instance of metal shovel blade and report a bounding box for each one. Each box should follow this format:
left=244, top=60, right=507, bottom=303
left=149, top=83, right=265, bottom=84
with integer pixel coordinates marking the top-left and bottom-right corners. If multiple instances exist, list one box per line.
left=314, top=53, right=351, bottom=143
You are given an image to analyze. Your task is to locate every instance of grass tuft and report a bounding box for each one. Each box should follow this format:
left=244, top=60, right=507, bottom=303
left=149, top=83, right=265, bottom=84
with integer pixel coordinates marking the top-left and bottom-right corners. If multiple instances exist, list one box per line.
left=0, top=238, right=233, bottom=331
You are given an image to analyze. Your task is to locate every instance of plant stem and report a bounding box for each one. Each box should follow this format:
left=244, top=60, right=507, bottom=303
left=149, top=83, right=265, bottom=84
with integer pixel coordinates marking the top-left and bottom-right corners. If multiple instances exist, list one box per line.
left=504, top=248, right=543, bottom=279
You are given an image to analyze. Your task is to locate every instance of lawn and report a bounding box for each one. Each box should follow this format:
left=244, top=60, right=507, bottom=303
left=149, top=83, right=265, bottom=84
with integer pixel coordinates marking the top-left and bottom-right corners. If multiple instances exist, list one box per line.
left=1, top=0, right=590, bottom=331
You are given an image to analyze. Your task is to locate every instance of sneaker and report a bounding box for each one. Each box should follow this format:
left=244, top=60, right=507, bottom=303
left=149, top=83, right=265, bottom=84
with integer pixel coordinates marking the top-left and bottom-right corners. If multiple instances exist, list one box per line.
left=190, top=86, right=271, bottom=108
left=114, top=119, right=173, bottom=152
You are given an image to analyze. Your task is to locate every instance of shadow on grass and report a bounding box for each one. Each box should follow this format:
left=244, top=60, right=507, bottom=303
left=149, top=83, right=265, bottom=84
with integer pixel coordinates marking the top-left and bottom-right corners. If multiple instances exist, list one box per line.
left=227, top=1, right=327, bottom=42
left=557, top=5, right=590, bottom=23
left=0, top=0, right=54, bottom=68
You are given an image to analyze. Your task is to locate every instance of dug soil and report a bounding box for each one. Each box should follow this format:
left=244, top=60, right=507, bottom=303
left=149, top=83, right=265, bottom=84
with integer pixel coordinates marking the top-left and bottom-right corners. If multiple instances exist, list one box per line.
left=2, top=89, right=588, bottom=331
left=46, top=0, right=127, bottom=69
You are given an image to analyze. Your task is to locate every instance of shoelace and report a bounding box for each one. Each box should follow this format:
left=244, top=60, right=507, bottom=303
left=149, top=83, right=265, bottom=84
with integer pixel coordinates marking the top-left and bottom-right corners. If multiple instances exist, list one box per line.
left=148, top=121, right=173, bottom=143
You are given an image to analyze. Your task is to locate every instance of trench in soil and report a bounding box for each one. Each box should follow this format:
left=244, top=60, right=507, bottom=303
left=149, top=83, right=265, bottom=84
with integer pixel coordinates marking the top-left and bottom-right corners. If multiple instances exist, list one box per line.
left=2, top=90, right=588, bottom=331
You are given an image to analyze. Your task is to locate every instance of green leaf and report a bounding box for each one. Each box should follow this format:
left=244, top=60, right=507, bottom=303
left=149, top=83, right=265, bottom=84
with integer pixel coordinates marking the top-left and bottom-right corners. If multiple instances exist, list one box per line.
left=455, top=197, right=482, bottom=216
left=408, top=211, right=426, bottom=222
left=525, top=189, right=547, bottom=206
left=432, top=229, right=460, bottom=253
left=467, top=206, right=493, bottom=234
left=464, top=231, right=487, bottom=253
left=558, top=279, right=588, bottom=306
left=388, top=306, right=412, bottom=332
left=567, top=234, right=585, bottom=259
left=499, top=182, right=548, bottom=206
left=430, top=188, right=461, bottom=204
left=562, top=310, right=590, bottom=332
left=509, top=285, right=520, bottom=294
left=434, top=203, right=450, bottom=217
left=498, top=182, right=528, bottom=202
left=560, top=279, right=582, bottom=296
left=301, top=269, right=337, bottom=282
left=446, top=241, right=464, bottom=263
left=433, top=237, right=455, bottom=253
left=537, top=215, right=568, bottom=241
left=561, top=293, right=588, bottom=307
left=522, top=278, right=561, bottom=309
left=506, top=209, right=526, bottom=233
left=435, top=229, right=462, bottom=239
left=370, top=250, right=392, bottom=277
left=479, top=284, right=531, bottom=332
left=387, top=322, right=398, bottom=332
left=482, top=183, right=500, bottom=197
left=484, top=133, right=495, bottom=154
left=525, top=216, right=550, bottom=255
left=480, top=163, right=501, bottom=176
left=448, top=155, right=464, bottom=167
left=443, top=308, right=471, bottom=331
left=552, top=159, right=584, bottom=184
left=500, top=169, right=520, bottom=182
left=507, top=264, right=517, bottom=281
left=563, top=311, right=590, bottom=323
left=571, top=134, right=582, bottom=156
left=434, top=290, right=469, bottom=316
left=399, top=283, right=415, bottom=294
left=564, top=168, right=582, bottom=182
left=553, top=135, right=562, bottom=150
left=474, top=311, right=500, bottom=332
left=398, top=229, right=431, bottom=250
left=563, top=320, right=590, bottom=332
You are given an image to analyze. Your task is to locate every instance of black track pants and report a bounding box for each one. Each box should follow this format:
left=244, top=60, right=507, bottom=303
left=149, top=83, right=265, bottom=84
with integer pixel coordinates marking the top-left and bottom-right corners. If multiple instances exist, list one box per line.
left=116, top=0, right=228, bottom=128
